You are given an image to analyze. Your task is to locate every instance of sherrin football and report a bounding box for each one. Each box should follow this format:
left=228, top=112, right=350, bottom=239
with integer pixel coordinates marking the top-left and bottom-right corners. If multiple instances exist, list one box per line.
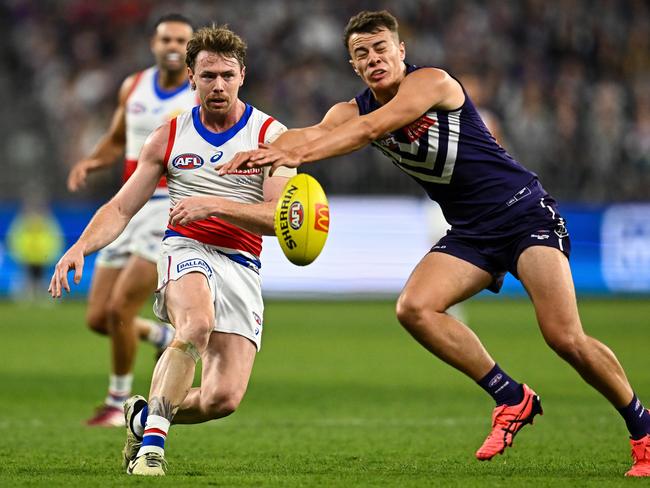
left=274, top=173, right=329, bottom=266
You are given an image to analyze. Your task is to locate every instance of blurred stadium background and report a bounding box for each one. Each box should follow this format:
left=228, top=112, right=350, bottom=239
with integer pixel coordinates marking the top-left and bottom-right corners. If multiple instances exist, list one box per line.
left=0, top=1, right=649, bottom=485
left=0, top=0, right=648, bottom=297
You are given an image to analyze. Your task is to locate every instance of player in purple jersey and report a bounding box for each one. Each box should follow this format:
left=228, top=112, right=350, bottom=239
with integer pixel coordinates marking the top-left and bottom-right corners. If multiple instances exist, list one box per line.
left=220, top=10, right=650, bottom=477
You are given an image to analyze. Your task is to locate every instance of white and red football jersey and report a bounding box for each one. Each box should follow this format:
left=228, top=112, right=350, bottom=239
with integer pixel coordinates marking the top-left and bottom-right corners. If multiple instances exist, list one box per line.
left=124, top=67, right=198, bottom=192
left=163, top=104, right=293, bottom=257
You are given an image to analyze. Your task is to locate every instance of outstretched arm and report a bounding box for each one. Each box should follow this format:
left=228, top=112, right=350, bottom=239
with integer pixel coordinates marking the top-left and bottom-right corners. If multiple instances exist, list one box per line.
left=49, top=123, right=167, bottom=297
left=67, top=73, right=138, bottom=192
left=217, top=101, right=359, bottom=175
left=219, top=68, right=464, bottom=174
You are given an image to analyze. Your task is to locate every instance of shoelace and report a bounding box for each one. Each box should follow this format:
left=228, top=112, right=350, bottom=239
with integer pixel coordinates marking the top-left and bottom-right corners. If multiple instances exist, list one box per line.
left=144, top=453, right=167, bottom=469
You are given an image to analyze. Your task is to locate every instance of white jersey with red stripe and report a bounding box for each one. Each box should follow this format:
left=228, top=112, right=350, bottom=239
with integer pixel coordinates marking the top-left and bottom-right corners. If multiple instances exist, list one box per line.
left=164, top=103, right=292, bottom=257
left=124, top=66, right=198, bottom=194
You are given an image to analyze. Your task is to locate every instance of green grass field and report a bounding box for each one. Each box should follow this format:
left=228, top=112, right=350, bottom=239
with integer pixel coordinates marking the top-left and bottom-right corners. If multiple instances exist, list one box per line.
left=0, top=298, right=648, bottom=487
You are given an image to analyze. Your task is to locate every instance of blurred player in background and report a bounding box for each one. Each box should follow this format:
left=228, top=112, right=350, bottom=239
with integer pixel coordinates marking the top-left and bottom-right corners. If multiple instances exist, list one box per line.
left=220, top=10, right=650, bottom=477
left=66, top=14, right=195, bottom=427
left=51, top=25, right=295, bottom=476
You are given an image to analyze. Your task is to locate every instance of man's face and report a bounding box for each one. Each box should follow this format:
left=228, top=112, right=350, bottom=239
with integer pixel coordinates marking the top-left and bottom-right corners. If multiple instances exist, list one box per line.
left=348, top=28, right=405, bottom=92
left=151, top=21, right=193, bottom=72
left=189, top=51, right=245, bottom=116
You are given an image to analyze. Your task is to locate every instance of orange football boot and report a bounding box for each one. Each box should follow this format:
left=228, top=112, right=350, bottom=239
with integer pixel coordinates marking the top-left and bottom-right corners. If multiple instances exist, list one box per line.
left=476, top=384, right=542, bottom=460
left=626, top=430, right=650, bottom=477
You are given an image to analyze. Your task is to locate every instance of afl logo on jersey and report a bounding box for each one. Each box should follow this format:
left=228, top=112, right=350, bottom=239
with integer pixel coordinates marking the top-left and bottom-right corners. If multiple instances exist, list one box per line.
left=172, top=153, right=204, bottom=170
left=289, top=201, right=304, bottom=230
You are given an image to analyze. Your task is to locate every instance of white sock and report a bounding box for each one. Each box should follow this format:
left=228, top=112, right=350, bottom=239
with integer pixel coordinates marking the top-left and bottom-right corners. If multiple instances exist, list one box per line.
left=105, top=373, right=133, bottom=408
left=145, top=320, right=175, bottom=349
left=137, top=415, right=170, bottom=457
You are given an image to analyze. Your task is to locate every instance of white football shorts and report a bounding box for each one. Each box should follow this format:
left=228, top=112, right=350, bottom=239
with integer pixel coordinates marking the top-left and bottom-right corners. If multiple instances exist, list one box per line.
left=153, top=236, right=264, bottom=351
left=96, top=196, right=169, bottom=267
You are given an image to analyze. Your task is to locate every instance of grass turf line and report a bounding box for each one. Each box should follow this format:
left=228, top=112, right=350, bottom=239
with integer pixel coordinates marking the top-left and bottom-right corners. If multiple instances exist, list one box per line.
left=0, top=298, right=648, bottom=486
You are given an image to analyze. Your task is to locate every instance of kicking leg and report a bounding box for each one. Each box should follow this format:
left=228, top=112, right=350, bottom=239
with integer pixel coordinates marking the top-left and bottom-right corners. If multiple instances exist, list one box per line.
left=396, top=252, right=541, bottom=460
left=127, top=272, right=213, bottom=476
left=174, top=331, right=256, bottom=424
left=396, top=252, right=495, bottom=379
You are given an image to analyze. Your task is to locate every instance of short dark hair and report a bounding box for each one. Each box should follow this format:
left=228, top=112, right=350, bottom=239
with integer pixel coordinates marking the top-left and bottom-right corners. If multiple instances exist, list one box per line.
left=186, top=25, right=247, bottom=71
left=152, top=13, right=194, bottom=33
left=343, top=10, right=399, bottom=49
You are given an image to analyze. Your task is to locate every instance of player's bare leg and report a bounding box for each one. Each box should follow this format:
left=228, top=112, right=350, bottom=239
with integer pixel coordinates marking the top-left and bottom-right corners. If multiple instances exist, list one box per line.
left=85, top=265, right=122, bottom=336
left=107, top=255, right=159, bottom=377
left=174, top=331, right=256, bottom=423
left=123, top=332, right=256, bottom=468
left=396, top=252, right=495, bottom=380
left=518, top=246, right=650, bottom=476
left=518, top=246, right=633, bottom=405
left=397, top=252, right=542, bottom=460
left=127, top=272, right=213, bottom=476
left=85, top=261, right=174, bottom=426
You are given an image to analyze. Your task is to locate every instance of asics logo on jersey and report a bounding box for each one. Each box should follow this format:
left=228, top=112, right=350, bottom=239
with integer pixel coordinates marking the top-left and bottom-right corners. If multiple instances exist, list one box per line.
left=172, top=153, right=204, bottom=170
left=210, top=151, right=224, bottom=163
left=289, top=202, right=304, bottom=230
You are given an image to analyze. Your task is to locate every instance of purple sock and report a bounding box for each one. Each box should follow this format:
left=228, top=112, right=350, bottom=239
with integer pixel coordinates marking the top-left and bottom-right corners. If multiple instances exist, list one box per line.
left=618, top=394, right=650, bottom=440
left=477, top=363, right=524, bottom=406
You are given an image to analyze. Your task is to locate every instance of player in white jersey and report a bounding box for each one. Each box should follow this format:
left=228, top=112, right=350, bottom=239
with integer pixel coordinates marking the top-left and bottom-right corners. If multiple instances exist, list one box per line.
left=50, top=25, right=295, bottom=476
left=66, top=14, right=195, bottom=427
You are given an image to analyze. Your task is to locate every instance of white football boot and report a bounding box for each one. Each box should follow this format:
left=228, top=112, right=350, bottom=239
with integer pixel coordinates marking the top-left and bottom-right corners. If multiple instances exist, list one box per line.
left=122, top=395, right=147, bottom=469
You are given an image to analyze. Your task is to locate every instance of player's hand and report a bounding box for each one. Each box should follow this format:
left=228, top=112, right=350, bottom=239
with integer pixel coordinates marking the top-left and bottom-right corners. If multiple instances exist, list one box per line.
left=215, top=150, right=255, bottom=175
left=217, top=144, right=302, bottom=176
left=48, top=245, right=85, bottom=298
left=67, top=160, right=95, bottom=192
left=169, top=196, right=219, bottom=226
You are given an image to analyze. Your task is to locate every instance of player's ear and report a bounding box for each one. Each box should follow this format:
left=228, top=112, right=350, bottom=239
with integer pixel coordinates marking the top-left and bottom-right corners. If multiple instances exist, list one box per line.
left=188, top=68, right=196, bottom=90
left=398, top=41, right=406, bottom=62
left=240, top=65, right=246, bottom=86
left=149, top=35, right=157, bottom=55
left=349, top=59, right=360, bottom=77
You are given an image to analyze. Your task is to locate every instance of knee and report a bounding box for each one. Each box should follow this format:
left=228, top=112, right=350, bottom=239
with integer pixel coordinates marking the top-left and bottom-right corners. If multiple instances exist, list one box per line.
left=543, top=328, right=586, bottom=360
left=396, top=294, right=442, bottom=330
left=104, top=294, right=133, bottom=331
left=86, top=309, right=109, bottom=335
left=201, top=389, right=244, bottom=419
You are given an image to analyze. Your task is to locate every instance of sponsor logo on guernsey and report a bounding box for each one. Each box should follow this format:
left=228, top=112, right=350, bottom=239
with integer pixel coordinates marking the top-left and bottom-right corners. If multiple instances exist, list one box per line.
left=177, top=258, right=212, bottom=276
left=314, top=203, right=329, bottom=232
left=210, top=151, right=224, bottom=163
left=403, top=115, right=437, bottom=143
left=127, top=101, right=146, bottom=114
left=289, top=201, right=304, bottom=230
left=172, top=153, right=204, bottom=170
left=229, top=168, right=262, bottom=175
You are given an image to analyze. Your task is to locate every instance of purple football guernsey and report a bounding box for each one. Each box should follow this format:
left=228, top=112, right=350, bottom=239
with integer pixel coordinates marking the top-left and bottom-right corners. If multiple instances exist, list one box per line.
left=355, top=63, right=547, bottom=235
